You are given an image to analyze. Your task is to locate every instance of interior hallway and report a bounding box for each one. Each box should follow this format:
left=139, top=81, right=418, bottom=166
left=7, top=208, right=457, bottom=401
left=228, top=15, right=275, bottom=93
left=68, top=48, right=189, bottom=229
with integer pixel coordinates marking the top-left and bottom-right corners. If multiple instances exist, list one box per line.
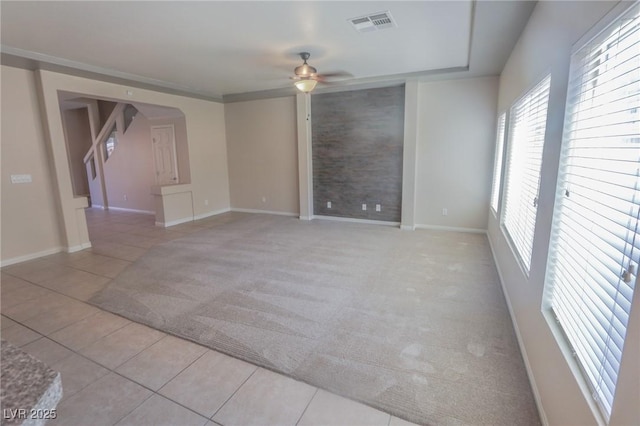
left=1, top=208, right=414, bottom=426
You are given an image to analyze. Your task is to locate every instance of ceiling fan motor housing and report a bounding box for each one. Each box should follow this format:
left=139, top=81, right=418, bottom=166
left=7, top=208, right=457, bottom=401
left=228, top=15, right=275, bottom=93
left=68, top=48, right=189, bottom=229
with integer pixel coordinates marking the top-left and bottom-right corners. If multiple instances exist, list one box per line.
left=295, top=52, right=317, bottom=77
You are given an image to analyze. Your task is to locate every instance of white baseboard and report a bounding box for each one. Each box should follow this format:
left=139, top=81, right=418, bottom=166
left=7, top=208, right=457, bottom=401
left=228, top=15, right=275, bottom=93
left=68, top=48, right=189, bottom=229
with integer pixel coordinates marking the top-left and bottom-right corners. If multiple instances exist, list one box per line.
left=231, top=208, right=298, bottom=217
left=0, top=247, right=63, bottom=267
left=312, top=215, right=400, bottom=226
left=400, top=224, right=415, bottom=231
left=299, top=215, right=313, bottom=221
left=66, top=243, right=92, bottom=253
left=194, top=208, right=231, bottom=221
left=155, top=217, right=194, bottom=228
left=486, top=234, right=548, bottom=426
left=107, top=206, right=155, bottom=215
left=158, top=208, right=233, bottom=227
left=415, top=223, right=487, bottom=234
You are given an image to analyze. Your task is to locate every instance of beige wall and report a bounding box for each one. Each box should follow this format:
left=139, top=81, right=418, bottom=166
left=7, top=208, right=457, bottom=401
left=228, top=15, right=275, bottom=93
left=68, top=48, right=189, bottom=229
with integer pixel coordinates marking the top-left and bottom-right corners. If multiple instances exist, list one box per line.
left=61, top=107, right=92, bottom=196
left=1, top=66, right=63, bottom=263
left=103, top=112, right=155, bottom=213
left=415, top=76, right=498, bottom=231
left=487, top=1, right=638, bottom=425
left=225, top=96, right=299, bottom=214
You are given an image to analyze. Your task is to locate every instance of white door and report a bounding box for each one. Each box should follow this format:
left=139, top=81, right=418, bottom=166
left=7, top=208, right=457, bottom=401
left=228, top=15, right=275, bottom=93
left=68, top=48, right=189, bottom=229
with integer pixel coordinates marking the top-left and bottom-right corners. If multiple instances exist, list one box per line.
left=151, top=125, right=178, bottom=185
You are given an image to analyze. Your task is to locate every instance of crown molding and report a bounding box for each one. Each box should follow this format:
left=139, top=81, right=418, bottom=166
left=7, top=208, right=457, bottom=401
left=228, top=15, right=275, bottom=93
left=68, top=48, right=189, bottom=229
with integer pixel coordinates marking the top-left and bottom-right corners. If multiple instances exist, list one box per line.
left=1, top=46, right=224, bottom=103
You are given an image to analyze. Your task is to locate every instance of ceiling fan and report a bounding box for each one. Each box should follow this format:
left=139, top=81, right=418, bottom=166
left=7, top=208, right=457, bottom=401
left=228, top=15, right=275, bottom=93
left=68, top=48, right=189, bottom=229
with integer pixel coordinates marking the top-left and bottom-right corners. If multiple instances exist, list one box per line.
left=291, top=52, right=350, bottom=93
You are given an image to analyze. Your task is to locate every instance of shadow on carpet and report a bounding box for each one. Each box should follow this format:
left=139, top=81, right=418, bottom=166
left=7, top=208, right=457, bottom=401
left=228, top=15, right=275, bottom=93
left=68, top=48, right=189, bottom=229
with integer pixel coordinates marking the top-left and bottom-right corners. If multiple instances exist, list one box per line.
left=90, top=214, right=540, bottom=425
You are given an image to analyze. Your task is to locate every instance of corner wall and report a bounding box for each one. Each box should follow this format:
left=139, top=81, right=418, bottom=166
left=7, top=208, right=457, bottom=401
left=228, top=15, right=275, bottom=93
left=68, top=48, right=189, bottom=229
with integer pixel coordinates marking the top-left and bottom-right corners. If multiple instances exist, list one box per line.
left=224, top=96, right=299, bottom=215
left=1, top=66, right=63, bottom=263
left=61, top=107, right=92, bottom=197
left=102, top=113, right=155, bottom=213
left=487, top=1, right=639, bottom=425
left=415, top=76, right=498, bottom=231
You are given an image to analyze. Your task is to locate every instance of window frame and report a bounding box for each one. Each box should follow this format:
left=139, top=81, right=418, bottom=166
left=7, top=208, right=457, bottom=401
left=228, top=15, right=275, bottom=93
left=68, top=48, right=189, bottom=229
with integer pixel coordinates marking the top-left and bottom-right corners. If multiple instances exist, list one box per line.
left=500, top=73, right=552, bottom=276
left=103, top=124, right=118, bottom=161
left=490, top=112, right=507, bottom=216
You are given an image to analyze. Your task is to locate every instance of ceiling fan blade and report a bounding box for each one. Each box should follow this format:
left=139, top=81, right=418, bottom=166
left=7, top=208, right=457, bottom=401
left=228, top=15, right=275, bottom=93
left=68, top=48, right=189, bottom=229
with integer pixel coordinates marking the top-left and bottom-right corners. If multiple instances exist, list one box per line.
left=290, top=75, right=322, bottom=82
left=318, top=71, right=353, bottom=78
left=315, top=72, right=353, bottom=83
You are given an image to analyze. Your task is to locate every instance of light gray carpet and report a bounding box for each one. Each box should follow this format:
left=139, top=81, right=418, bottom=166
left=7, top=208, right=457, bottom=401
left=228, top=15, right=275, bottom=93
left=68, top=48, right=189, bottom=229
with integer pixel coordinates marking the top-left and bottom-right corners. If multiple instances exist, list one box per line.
left=90, top=213, right=540, bottom=425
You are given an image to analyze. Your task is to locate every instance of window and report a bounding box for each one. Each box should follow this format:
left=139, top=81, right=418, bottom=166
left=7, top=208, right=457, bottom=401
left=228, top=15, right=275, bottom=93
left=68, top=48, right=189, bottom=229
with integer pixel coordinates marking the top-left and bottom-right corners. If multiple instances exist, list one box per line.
left=502, top=74, right=551, bottom=273
left=490, top=112, right=507, bottom=214
left=104, top=124, right=117, bottom=160
left=544, top=2, right=639, bottom=421
left=123, top=104, right=138, bottom=134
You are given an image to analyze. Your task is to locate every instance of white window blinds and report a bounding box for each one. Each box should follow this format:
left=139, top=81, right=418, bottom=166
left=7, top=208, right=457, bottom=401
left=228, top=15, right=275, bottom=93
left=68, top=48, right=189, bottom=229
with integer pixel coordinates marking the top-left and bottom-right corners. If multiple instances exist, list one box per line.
left=545, top=2, right=639, bottom=420
left=502, top=75, right=551, bottom=273
left=490, top=112, right=506, bottom=213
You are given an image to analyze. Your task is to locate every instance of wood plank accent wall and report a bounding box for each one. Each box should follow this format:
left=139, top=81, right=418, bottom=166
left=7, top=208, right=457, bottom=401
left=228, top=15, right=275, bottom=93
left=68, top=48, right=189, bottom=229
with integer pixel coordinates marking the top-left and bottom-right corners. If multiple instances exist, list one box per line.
left=311, top=85, right=405, bottom=221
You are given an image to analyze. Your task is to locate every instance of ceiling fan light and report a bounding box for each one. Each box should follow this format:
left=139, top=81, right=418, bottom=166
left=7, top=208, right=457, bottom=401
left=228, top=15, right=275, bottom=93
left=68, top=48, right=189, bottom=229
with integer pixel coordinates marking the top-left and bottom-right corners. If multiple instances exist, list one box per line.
left=294, top=79, right=318, bottom=93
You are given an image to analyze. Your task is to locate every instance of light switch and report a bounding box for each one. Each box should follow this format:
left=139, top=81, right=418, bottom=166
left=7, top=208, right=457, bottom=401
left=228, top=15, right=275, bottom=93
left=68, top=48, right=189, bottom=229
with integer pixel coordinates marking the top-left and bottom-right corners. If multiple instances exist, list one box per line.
left=11, top=174, right=32, bottom=184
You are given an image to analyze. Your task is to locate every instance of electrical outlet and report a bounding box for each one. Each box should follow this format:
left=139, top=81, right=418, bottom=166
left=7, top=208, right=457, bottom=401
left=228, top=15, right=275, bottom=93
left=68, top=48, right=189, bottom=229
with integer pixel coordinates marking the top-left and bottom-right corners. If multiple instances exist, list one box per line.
left=442, top=208, right=448, bottom=216
left=362, top=204, right=367, bottom=211
left=261, top=196, right=267, bottom=203
left=204, top=199, right=209, bottom=206
left=123, top=194, right=128, bottom=201
left=327, top=201, right=332, bottom=209
left=376, top=204, right=381, bottom=212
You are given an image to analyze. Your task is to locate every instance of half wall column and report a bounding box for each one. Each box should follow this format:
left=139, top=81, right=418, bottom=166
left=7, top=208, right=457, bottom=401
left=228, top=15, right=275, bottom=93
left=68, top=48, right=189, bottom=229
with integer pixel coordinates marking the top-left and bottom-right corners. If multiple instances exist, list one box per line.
left=401, top=79, right=420, bottom=230
left=296, top=92, right=313, bottom=220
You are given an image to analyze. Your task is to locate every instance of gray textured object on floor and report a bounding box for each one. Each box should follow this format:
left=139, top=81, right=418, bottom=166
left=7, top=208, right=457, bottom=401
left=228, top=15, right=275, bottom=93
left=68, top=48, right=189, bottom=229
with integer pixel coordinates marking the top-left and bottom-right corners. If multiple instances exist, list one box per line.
left=90, top=213, right=540, bottom=426
left=0, top=340, right=63, bottom=426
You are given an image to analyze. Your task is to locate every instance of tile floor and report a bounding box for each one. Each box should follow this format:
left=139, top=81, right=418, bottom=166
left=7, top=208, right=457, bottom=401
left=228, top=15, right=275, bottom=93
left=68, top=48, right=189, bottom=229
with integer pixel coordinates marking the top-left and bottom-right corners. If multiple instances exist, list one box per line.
left=1, top=208, right=417, bottom=426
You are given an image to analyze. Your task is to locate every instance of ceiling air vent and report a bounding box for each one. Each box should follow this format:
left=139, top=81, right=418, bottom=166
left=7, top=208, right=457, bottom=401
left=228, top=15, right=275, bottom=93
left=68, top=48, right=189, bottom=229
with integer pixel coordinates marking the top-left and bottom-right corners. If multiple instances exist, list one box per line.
left=349, top=11, right=396, bottom=33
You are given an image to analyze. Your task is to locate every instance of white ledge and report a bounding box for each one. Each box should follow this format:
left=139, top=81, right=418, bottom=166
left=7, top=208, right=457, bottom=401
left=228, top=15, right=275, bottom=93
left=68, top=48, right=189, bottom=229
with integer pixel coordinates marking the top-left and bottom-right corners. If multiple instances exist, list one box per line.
left=150, top=183, right=192, bottom=196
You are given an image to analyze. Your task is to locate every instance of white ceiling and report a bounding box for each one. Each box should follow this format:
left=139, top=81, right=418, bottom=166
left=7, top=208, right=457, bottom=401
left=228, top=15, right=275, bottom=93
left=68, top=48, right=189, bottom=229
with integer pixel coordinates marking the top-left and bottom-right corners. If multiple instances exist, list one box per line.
left=0, top=1, right=535, bottom=101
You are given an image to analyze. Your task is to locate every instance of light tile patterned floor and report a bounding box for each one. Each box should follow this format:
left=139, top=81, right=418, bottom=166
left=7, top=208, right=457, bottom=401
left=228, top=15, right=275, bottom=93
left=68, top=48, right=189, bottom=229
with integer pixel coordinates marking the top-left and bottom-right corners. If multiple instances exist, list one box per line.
left=1, top=208, right=416, bottom=426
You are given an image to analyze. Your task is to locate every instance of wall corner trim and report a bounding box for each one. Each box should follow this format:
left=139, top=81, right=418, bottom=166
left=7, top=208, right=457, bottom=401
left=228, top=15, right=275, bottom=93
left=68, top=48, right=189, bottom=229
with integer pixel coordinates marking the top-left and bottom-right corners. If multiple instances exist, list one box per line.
left=106, top=206, right=155, bottom=215
left=66, top=243, right=92, bottom=253
left=155, top=217, right=193, bottom=228
left=193, top=208, right=231, bottom=221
